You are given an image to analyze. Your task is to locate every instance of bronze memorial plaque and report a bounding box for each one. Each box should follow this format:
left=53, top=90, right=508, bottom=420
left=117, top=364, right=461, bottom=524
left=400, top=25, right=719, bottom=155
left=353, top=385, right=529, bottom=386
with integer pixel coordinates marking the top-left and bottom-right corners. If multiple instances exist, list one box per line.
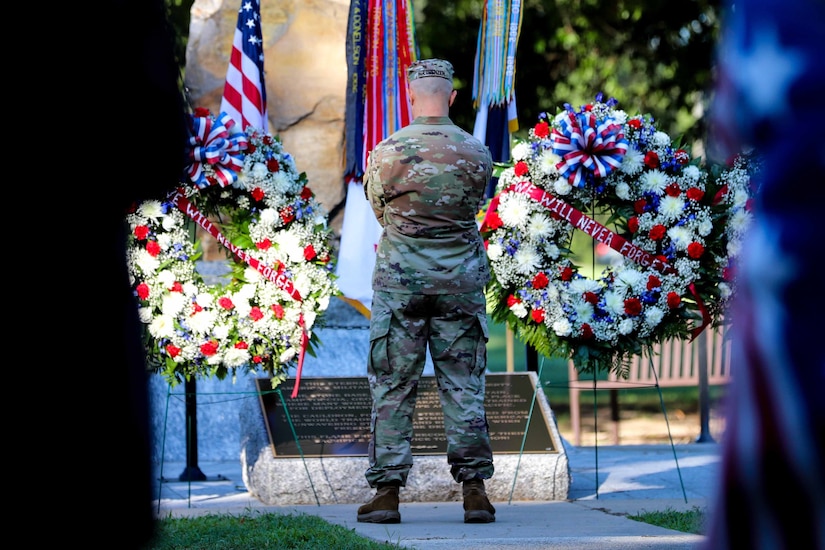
left=256, top=373, right=557, bottom=458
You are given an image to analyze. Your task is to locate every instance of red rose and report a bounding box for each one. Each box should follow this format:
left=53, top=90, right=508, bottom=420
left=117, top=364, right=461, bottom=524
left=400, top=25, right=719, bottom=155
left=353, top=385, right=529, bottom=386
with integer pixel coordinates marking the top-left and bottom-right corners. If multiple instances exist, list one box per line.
left=252, top=187, right=265, bottom=202
left=507, top=294, right=522, bottom=307
left=218, top=296, right=234, bottom=310
left=301, top=187, right=313, bottom=200
left=687, top=187, right=705, bottom=201
left=666, top=292, right=681, bottom=309
left=166, top=344, right=181, bottom=358
left=485, top=211, right=503, bottom=231
left=263, top=135, right=274, bottom=145
left=687, top=242, right=705, bottom=259
left=234, top=341, right=249, bottom=349
left=170, top=281, right=183, bottom=292
left=303, top=244, right=317, bottom=261
left=271, top=303, right=285, bottom=319
left=560, top=266, right=574, bottom=281
left=644, top=151, right=660, bottom=168
left=146, top=240, right=161, bottom=257
left=532, top=272, right=549, bottom=289
left=624, top=297, right=642, bottom=316
left=665, top=183, right=681, bottom=197
left=246, top=142, right=257, bottom=154
left=674, top=149, right=690, bottom=164
left=580, top=324, right=594, bottom=339
left=252, top=355, right=263, bottom=364
left=280, top=207, right=295, bottom=224
left=266, top=158, right=280, bottom=172
left=647, top=275, right=661, bottom=290
left=193, top=107, right=210, bottom=117
left=649, top=224, right=667, bottom=241
left=249, top=306, right=264, bottom=321
left=134, top=225, right=149, bottom=240
left=200, top=340, right=219, bottom=356
left=531, top=309, right=545, bottom=323
left=514, top=161, right=529, bottom=177
left=627, top=119, right=642, bottom=129
left=192, top=302, right=203, bottom=313
left=628, top=216, right=639, bottom=233
left=256, top=238, right=271, bottom=250
left=584, top=291, right=598, bottom=305
left=634, top=199, right=647, bottom=214
left=534, top=121, right=550, bottom=138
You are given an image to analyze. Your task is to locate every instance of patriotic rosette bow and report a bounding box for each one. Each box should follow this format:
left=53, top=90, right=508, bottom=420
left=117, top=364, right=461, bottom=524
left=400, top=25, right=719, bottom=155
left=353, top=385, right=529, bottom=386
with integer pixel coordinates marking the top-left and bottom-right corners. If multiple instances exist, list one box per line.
left=551, top=105, right=629, bottom=188
left=185, top=109, right=248, bottom=189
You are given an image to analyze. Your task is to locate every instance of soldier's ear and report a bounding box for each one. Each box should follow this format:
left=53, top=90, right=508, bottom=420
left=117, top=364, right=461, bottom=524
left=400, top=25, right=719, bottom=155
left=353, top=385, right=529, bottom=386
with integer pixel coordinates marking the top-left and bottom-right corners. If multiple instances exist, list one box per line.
left=449, top=89, right=457, bottom=107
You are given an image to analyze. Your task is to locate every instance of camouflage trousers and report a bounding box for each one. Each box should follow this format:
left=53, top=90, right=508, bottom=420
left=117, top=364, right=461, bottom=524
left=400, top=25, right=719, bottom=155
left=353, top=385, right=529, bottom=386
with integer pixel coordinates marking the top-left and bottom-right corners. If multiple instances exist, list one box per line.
left=364, top=289, right=494, bottom=487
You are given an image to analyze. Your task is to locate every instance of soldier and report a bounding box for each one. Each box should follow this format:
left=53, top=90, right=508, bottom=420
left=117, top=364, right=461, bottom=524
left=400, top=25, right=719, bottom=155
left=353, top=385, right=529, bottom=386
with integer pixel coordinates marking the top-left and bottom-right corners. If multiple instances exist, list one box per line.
left=357, top=58, right=497, bottom=524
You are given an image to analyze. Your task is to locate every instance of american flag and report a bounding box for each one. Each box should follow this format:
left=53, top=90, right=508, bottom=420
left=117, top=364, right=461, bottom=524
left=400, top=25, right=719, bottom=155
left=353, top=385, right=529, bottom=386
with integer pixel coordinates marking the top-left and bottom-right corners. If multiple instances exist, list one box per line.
left=220, top=0, right=268, bottom=132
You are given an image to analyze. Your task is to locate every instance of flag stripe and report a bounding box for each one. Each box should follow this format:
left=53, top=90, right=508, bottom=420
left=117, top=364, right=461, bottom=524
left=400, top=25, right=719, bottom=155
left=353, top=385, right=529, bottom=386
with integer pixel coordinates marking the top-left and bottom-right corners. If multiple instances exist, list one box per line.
left=220, top=0, right=268, bottom=132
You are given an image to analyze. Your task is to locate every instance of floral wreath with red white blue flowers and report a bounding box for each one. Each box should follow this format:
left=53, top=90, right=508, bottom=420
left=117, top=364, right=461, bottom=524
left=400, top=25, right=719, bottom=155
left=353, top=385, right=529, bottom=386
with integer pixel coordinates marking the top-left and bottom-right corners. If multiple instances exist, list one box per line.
left=480, top=94, right=759, bottom=375
left=125, top=108, right=339, bottom=394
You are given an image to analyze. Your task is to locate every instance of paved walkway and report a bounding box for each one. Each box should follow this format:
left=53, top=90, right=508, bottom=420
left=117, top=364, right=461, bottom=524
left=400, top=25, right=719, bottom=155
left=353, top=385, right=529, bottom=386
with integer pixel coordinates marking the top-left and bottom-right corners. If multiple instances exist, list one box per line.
left=153, top=442, right=719, bottom=549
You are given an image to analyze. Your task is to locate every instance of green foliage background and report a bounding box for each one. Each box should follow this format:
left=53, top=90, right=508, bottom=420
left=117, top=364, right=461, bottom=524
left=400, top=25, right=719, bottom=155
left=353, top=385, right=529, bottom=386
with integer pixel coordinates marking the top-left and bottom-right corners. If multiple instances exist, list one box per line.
left=166, top=0, right=722, bottom=155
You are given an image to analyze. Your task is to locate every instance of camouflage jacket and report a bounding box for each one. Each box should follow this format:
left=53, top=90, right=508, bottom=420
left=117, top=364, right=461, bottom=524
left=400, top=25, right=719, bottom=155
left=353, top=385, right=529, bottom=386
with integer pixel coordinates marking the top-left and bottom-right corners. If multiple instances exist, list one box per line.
left=364, top=116, right=493, bottom=294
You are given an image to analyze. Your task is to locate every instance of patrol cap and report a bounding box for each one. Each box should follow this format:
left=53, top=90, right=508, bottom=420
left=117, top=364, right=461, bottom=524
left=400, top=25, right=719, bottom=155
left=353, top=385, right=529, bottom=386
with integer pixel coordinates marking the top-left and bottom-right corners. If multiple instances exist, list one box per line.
left=407, top=58, right=454, bottom=82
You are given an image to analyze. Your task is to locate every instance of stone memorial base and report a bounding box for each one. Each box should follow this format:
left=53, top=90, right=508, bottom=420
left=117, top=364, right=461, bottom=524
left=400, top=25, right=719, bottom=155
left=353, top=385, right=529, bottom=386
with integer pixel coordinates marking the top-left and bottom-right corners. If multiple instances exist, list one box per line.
left=239, top=372, right=571, bottom=505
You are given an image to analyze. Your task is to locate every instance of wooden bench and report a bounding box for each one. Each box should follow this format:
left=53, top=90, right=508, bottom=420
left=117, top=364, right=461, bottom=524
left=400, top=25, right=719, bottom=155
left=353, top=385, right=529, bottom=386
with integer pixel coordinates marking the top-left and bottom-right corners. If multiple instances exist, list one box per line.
left=567, top=323, right=732, bottom=445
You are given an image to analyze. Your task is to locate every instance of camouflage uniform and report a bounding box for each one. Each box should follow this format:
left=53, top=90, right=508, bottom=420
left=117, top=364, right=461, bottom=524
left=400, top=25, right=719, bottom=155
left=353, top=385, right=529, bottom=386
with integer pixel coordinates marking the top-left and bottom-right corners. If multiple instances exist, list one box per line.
left=363, top=109, right=495, bottom=487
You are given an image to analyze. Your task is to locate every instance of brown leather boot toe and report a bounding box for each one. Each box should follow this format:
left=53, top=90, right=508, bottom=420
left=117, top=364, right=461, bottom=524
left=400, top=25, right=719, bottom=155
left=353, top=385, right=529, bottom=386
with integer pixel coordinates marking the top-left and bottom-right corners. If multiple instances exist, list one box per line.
left=357, top=485, right=401, bottom=523
left=463, top=479, right=496, bottom=523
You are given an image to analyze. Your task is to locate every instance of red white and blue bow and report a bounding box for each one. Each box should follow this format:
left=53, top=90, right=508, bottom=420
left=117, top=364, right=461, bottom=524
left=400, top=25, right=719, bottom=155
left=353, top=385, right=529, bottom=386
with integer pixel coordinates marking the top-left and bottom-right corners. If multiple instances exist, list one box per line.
left=185, top=111, right=248, bottom=189
left=551, top=111, right=628, bottom=188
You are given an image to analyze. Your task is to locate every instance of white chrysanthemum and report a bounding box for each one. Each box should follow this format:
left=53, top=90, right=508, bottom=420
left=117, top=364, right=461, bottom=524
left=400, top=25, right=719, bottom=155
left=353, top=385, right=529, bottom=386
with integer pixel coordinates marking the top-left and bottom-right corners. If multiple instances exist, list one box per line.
left=259, top=208, right=279, bottom=226
left=731, top=188, right=750, bottom=208
left=511, top=141, right=531, bottom=161
left=644, top=306, right=665, bottom=328
left=156, top=232, right=175, bottom=251
left=139, top=200, right=164, bottom=219
left=487, top=242, right=503, bottom=261
left=232, top=297, right=252, bottom=318
left=620, top=147, right=645, bottom=176
left=667, top=226, right=691, bottom=249
left=698, top=217, right=713, bottom=237
left=553, top=177, right=572, bottom=195
left=277, top=231, right=305, bottom=262
left=543, top=242, right=560, bottom=259
left=510, top=301, right=528, bottom=318
left=137, top=307, right=153, bottom=324
left=727, top=239, right=743, bottom=257
left=574, top=300, right=594, bottom=323
left=553, top=318, right=572, bottom=336
left=718, top=282, right=732, bottom=300
left=156, top=269, right=176, bottom=288
left=538, top=150, right=561, bottom=175
left=149, top=314, right=176, bottom=339
left=527, top=213, right=554, bottom=239
left=652, top=131, right=671, bottom=147
left=189, top=309, right=218, bottom=335
left=498, top=194, right=531, bottom=228
left=279, top=348, right=297, bottom=363
left=618, top=318, right=634, bottom=335
left=196, top=292, right=215, bottom=307
left=615, top=182, right=631, bottom=200
left=135, top=249, right=160, bottom=274
left=681, top=165, right=701, bottom=184
left=213, top=323, right=231, bottom=340
left=640, top=169, right=668, bottom=193
left=658, top=195, right=685, bottom=221
left=250, top=162, right=269, bottom=180
left=613, top=268, right=645, bottom=292
left=160, top=291, right=187, bottom=317
left=604, top=290, right=626, bottom=315
left=223, top=347, right=250, bottom=368
left=728, top=209, right=752, bottom=235
left=514, top=245, right=540, bottom=274
left=161, top=215, right=177, bottom=231
left=612, top=110, right=628, bottom=124
left=569, top=278, right=602, bottom=294
left=236, top=283, right=257, bottom=301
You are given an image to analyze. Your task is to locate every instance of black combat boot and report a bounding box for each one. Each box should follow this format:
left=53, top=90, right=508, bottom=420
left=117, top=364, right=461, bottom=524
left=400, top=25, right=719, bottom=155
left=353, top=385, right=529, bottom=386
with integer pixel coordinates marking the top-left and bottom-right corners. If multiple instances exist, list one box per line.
left=357, top=483, right=401, bottom=523
left=462, top=478, right=496, bottom=523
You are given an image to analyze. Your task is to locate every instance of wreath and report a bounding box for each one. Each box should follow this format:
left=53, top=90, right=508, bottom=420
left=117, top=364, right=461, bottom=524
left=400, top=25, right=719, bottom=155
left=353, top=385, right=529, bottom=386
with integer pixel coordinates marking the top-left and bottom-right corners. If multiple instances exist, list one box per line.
left=480, top=94, right=758, bottom=375
left=125, top=108, right=339, bottom=393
